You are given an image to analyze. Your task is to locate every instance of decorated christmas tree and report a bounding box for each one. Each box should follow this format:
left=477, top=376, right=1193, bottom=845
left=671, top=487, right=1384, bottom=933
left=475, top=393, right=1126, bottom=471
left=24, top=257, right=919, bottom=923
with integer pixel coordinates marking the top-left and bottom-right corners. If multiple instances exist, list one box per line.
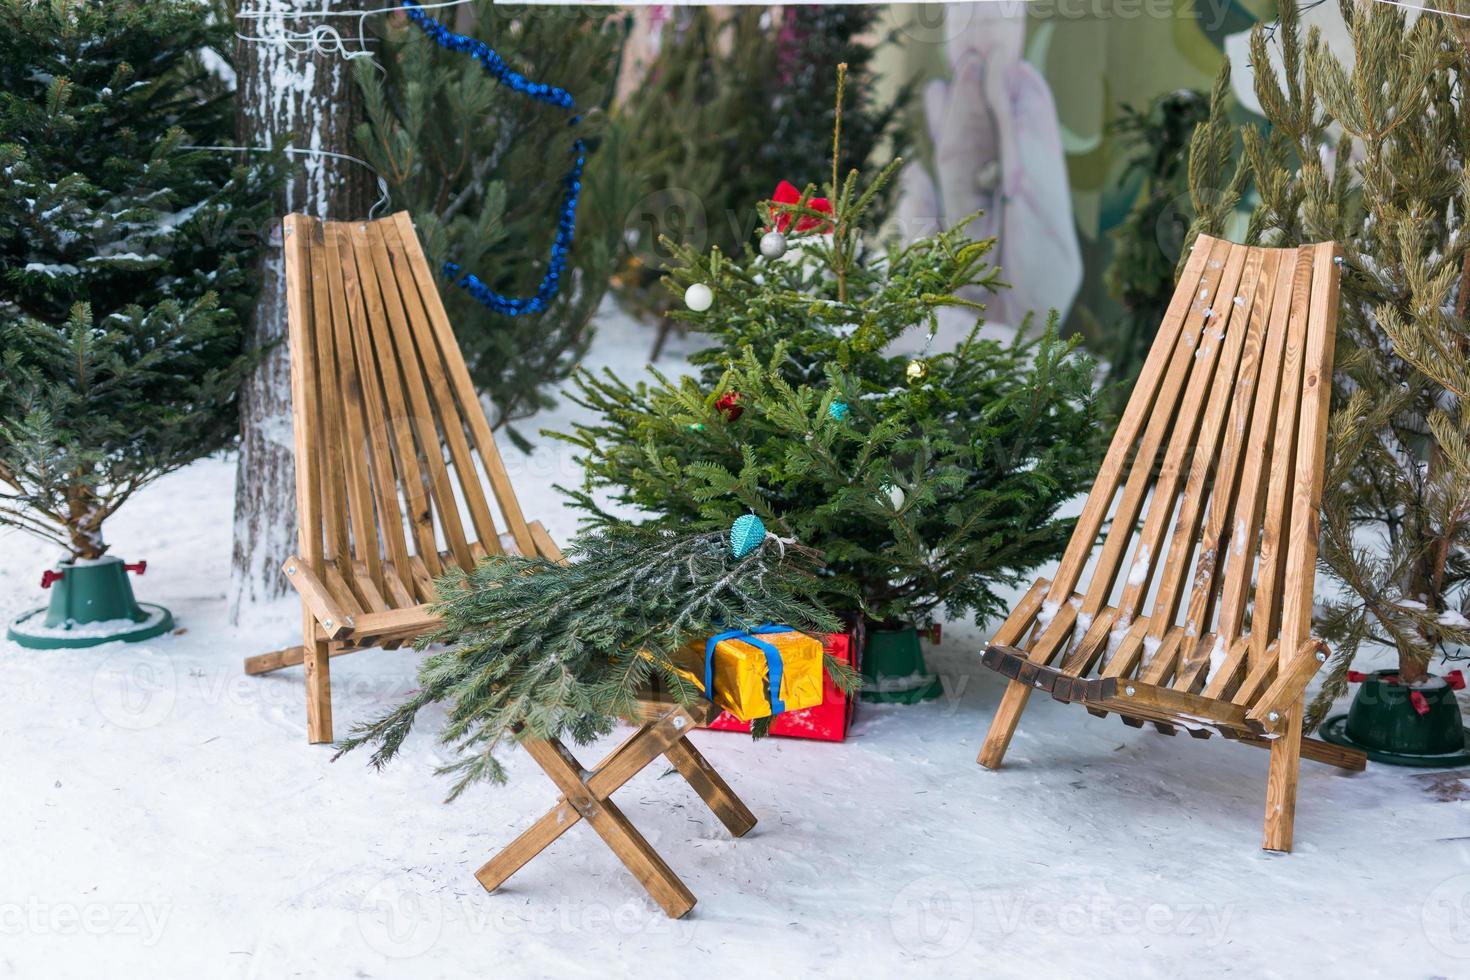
left=1187, top=0, right=1470, bottom=741
left=558, top=69, right=1102, bottom=640
left=0, top=1, right=272, bottom=568
left=612, top=7, right=907, bottom=334
left=354, top=2, right=627, bottom=439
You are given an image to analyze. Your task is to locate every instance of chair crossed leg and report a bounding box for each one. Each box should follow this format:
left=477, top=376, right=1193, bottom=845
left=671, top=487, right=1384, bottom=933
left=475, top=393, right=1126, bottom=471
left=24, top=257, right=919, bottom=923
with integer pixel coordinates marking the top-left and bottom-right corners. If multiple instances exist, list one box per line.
left=475, top=700, right=756, bottom=918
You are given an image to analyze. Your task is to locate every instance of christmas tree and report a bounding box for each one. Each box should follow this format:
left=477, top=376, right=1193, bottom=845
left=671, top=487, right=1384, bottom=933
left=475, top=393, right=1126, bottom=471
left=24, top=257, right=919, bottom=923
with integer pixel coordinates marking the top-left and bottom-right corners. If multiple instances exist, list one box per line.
left=0, top=0, right=274, bottom=559
left=557, top=69, right=1102, bottom=629
left=338, top=524, right=848, bottom=794
left=1101, top=89, right=1210, bottom=398
left=1187, top=0, right=1470, bottom=724
left=612, top=7, right=907, bottom=332
left=354, top=3, right=627, bottom=440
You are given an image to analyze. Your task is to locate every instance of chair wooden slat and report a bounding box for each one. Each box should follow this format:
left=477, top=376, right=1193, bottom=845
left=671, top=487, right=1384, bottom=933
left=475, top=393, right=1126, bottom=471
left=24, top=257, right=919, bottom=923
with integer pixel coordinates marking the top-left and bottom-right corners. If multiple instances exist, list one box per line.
left=360, top=221, right=476, bottom=574
left=975, top=234, right=1363, bottom=852
left=347, top=222, right=444, bottom=591
left=1174, top=249, right=1282, bottom=653
left=1203, top=251, right=1297, bottom=653
left=1060, top=238, right=1221, bottom=614
left=322, top=222, right=386, bottom=597
left=1248, top=246, right=1315, bottom=673
left=335, top=223, right=417, bottom=586
left=1147, top=245, right=1266, bottom=637
left=378, top=218, right=502, bottom=560
left=390, top=211, right=536, bottom=558
left=1118, top=242, right=1249, bottom=624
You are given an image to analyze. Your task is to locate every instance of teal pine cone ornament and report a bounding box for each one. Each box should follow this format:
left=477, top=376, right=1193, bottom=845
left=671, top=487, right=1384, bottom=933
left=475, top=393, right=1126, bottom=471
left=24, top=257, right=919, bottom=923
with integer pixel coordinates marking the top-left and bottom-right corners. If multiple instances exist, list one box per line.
left=730, top=514, right=766, bottom=558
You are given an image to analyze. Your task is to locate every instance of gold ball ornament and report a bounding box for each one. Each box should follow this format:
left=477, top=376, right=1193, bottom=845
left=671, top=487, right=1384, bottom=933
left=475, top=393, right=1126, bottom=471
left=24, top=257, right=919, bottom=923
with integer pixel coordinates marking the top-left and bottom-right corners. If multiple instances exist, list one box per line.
left=905, top=358, right=927, bottom=382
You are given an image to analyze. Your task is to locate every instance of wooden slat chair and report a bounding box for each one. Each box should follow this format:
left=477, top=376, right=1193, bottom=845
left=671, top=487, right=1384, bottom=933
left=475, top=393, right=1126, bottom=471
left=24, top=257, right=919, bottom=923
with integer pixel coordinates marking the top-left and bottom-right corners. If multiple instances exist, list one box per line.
left=976, top=235, right=1367, bottom=853
left=243, top=213, right=758, bottom=916
left=241, top=211, right=556, bottom=743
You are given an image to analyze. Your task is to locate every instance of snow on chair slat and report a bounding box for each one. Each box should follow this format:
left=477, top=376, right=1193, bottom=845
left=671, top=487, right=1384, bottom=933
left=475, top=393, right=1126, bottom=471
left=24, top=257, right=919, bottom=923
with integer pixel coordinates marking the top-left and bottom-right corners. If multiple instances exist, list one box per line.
left=975, top=235, right=1365, bottom=853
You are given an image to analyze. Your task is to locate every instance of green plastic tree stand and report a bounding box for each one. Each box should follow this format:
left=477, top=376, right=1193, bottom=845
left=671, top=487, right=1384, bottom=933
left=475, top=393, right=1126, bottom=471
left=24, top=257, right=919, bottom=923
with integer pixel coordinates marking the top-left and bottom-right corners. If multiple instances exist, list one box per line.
left=860, top=623, right=943, bottom=704
left=6, top=556, right=173, bottom=650
left=1320, top=669, right=1470, bottom=768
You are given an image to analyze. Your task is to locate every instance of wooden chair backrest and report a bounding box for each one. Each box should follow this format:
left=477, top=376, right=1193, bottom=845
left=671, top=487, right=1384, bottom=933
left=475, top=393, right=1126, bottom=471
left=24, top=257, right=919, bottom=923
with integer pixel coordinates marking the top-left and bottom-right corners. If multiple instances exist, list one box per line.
left=282, top=211, right=534, bottom=609
left=1052, top=235, right=1340, bottom=677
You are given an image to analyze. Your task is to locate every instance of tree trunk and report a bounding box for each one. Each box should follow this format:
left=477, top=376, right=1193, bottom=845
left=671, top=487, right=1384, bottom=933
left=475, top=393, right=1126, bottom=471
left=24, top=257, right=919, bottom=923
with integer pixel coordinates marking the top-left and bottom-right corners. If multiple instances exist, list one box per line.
left=230, top=1, right=374, bottom=622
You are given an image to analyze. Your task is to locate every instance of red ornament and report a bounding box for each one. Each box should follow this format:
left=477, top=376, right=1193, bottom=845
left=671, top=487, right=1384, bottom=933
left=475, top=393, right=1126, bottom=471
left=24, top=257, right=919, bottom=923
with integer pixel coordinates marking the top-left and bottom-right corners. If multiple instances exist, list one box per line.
left=715, top=391, right=743, bottom=422
left=770, top=180, right=833, bottom=234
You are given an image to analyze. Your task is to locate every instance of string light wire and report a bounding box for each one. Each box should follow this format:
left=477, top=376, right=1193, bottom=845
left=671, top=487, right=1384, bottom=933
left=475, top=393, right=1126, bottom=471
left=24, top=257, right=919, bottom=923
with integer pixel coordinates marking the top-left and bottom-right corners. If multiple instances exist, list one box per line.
left=180, top=144, right=393, bottom=218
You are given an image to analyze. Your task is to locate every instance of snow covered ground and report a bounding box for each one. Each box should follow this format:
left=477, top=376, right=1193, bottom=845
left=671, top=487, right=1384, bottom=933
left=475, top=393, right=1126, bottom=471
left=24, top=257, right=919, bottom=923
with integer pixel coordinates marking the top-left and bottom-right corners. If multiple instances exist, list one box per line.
left=3, top=306, right=1469, bottom=979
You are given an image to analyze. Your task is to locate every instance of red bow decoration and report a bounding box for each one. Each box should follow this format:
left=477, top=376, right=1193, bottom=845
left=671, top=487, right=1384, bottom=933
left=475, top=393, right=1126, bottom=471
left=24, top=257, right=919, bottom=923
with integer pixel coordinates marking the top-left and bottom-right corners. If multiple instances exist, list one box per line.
left=770, top=180, right=832, bottom=234
left=1348, top=669, right=1465, bottom=690
left=715, top=391, right=743, bottom=422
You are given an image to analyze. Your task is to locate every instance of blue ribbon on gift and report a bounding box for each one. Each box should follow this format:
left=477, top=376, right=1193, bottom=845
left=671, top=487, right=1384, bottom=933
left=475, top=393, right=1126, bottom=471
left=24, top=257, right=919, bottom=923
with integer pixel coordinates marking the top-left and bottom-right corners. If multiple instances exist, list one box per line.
left=703, top=624, right=791, bottom=715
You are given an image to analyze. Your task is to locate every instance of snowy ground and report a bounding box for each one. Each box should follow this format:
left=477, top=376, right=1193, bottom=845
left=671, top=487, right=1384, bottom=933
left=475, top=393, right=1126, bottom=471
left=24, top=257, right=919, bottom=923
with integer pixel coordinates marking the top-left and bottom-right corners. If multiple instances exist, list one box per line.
left=3, top=305, right=1469, bottom=979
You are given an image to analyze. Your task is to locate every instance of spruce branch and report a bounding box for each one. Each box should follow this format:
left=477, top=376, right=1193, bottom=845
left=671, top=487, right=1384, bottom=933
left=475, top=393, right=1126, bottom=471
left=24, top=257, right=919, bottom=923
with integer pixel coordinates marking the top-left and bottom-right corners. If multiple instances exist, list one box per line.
left=337, top=525, right=849, bottom=798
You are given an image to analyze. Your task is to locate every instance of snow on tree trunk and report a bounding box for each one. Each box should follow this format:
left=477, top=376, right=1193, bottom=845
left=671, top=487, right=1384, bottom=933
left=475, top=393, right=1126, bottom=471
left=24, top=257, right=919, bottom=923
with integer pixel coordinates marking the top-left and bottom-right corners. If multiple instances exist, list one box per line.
left=230, top=1, right=372, bottom=622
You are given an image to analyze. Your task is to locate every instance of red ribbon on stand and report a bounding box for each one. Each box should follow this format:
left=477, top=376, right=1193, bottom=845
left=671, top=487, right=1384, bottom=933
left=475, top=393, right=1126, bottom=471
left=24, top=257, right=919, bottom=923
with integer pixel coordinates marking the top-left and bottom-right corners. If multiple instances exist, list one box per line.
left=1345, top=669, right=1465, bottom=717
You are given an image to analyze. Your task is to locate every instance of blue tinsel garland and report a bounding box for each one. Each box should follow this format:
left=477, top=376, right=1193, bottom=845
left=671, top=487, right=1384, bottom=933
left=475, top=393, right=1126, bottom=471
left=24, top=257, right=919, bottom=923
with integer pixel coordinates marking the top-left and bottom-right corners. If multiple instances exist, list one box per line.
left=403, top=0, right=584, bottom=317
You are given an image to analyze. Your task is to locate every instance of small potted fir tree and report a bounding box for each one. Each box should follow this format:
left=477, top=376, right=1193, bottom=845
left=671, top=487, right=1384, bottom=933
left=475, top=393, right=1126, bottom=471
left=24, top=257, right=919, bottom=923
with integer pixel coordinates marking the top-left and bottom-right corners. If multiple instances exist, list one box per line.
left=0, top=0, right=273, bottom=647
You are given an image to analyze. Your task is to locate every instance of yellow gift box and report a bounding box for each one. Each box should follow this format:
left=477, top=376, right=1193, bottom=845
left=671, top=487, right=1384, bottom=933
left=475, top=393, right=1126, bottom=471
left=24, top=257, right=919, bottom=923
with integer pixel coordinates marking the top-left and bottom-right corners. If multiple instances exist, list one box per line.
left=667, top=627, right=825, bottom=723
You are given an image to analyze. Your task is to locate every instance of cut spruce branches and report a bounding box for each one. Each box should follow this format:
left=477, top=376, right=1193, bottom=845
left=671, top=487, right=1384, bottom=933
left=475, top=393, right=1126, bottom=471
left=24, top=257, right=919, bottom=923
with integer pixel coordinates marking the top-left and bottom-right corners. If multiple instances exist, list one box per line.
left=336, top=524, right=852, bottom=798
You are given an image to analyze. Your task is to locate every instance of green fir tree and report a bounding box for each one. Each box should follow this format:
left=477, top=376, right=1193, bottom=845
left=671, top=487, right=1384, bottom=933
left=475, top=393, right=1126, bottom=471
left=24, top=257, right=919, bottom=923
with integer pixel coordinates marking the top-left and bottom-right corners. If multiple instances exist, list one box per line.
left=354, top=3, right=628, bottom=441
left=1102, top=88, right=1210, bottom=397
left=0, top=0, right=275, bottom=559
left=612, top=7, right=907, bottom=328
left=1187, top=0, right=1470, bottom=725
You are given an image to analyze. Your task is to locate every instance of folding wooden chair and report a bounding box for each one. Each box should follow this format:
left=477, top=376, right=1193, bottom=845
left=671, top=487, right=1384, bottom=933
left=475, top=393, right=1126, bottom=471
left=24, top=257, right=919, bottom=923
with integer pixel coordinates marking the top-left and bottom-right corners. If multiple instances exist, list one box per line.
left=242, top=212, right=760, bottom=912
left=243, top=211, right=566, bottom=743
left=976, top=235, right=1367, bottom=853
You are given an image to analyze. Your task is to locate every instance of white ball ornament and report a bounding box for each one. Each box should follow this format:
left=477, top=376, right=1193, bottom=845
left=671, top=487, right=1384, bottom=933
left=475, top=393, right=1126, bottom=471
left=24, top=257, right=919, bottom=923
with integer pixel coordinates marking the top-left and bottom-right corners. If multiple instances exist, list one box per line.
left=759, top=231, right=788, bottom=260
left=882, top=483, right=905, bottom=509
left=684, top=282, right=713, bottom=312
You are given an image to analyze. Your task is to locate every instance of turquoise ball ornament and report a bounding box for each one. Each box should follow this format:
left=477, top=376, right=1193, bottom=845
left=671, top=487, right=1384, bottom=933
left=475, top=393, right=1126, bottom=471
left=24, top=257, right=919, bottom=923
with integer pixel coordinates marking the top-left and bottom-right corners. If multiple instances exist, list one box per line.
left=828, top=400, right=849, bottom=421
left=730, top=514, right=766, bottom=558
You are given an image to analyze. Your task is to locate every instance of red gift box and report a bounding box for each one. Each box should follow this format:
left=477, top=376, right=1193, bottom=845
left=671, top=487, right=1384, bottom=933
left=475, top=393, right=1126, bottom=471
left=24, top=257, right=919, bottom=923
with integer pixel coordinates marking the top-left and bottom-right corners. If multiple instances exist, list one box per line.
left=705, top=630, right=858, bottom=741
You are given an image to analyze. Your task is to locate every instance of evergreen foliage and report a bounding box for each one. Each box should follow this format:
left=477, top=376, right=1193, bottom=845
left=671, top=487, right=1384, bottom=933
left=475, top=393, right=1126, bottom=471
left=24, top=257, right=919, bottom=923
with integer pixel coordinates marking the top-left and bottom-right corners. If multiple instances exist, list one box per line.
left=612, top=6, right=907, bottom=322
left=0, top=0, right=274, bottom=559
left=337, top=524, right=847, bottom=795
left=354, top=3, right=627, bottom=441
left=1187, top=0, right=1470, bottom=724
left=557, top=74, right=1103, bottom=627
left=1101, top=89, right=1210, bottom=396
